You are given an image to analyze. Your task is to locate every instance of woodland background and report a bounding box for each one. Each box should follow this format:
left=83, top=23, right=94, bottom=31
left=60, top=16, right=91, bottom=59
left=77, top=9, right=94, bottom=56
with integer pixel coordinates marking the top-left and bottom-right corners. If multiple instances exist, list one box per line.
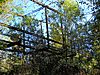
left=0, top=0, right=100, bottom=75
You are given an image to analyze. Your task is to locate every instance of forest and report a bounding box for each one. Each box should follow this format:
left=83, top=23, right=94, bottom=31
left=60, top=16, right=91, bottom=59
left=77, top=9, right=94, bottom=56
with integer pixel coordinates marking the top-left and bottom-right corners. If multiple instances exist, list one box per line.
left=0, top=0, right=100, bottom=75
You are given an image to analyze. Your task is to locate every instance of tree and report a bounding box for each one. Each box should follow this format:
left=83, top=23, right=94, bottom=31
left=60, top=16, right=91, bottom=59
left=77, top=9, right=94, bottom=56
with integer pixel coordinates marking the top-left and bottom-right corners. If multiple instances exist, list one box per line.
left=0, top=0, right=13, bottom=14
left=87, top=1, right=100, bottom=74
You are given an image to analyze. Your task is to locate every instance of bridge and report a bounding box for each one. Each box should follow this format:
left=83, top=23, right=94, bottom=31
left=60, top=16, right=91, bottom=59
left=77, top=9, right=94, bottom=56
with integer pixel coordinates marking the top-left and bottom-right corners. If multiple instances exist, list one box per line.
left=0, top=0, right=68, bottom=56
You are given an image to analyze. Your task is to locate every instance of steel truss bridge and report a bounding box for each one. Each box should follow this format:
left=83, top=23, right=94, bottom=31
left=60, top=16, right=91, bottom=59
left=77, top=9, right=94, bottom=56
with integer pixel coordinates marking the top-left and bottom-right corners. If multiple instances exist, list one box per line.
left=0, top=0, right=68, bottom=56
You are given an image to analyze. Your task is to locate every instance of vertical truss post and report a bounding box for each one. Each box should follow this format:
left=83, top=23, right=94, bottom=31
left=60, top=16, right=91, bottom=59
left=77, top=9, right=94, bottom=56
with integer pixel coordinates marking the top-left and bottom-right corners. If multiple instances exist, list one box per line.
left=60, top=16, right=65, bottom=49
left=22, top=26, right=25, bottom=50
left=39, top=20, right=43, bottom=44
left=22, top=17, right=26, bottom=51
left=40, top=20, right=43, bottom=35
left=45, top=7, right=49, bottom=48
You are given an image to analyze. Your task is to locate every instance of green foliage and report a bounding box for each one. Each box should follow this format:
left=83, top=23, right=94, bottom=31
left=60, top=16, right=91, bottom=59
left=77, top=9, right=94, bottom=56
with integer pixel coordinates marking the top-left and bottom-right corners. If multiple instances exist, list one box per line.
left=23, top=16, right=33, bottom=26
left=50, top=22, right=63, bottom=47
left=62, top=0, right=80, bottom=20
left=0, top=0, right=13, bottom=14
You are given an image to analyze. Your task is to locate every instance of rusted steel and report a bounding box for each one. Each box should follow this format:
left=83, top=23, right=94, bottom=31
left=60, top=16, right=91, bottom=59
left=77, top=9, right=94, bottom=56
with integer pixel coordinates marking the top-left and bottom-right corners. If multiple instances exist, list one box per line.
left=0, top=39, right=35, bottom=49
left=45, top=7, right=49, bottom=48
left=0, top=22, right=63, bottom=44
left=32, top=0, right=64, bottom=16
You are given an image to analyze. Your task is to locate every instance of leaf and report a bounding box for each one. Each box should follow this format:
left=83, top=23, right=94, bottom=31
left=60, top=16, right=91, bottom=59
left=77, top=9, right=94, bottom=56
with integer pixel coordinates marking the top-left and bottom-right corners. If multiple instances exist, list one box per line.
left=62, top=0, right=80, bottom=20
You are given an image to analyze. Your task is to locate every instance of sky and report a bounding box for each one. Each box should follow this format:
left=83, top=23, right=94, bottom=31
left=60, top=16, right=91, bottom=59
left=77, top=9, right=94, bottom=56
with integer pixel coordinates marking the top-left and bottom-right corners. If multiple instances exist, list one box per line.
left=13, top=0, right=94, bottom=22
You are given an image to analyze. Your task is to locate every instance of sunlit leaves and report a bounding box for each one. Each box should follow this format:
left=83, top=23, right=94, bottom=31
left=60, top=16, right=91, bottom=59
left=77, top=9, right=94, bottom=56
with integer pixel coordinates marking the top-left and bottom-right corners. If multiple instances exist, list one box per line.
left=0, top=54, right=25, bottom=72
left=62, top=0, right=80, bottom=20
left=0, top=0, right=24, bottom=24
left=0, top=58, right=12, bottom=72
left=0, top=0, right=13, bottom=14
left=50, top=22, right=63, bottom=48
left=23, top=16, right=33, bottom=26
